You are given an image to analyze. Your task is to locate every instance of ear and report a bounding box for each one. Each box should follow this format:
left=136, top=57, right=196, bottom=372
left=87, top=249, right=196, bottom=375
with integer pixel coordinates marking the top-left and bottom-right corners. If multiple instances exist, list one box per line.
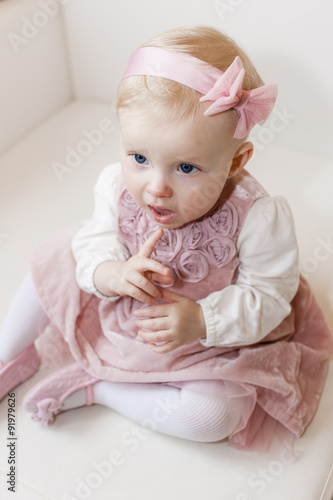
left=228, top=141, right=254, bottom=178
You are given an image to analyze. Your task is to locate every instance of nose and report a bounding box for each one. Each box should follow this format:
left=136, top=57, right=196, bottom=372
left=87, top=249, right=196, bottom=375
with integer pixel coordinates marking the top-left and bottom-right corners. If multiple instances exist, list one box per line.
left=146, top=173, right=172, bottom=199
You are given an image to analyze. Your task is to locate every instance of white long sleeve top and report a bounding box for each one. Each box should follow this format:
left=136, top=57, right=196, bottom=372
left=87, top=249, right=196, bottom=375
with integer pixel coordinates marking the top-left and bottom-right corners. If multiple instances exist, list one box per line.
left=71, top=163, right=300, bottom=348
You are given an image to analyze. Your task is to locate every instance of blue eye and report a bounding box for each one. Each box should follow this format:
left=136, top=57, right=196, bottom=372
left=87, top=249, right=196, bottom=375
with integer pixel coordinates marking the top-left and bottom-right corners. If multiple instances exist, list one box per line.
left=178, top=163, right=198, bottom=174
left=134, top=154, right=147, bottom=164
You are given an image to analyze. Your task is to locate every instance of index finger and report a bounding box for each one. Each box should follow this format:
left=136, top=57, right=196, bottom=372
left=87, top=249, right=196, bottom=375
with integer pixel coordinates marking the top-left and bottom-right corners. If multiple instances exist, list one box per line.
left=138, top=229, right=164, bottom=258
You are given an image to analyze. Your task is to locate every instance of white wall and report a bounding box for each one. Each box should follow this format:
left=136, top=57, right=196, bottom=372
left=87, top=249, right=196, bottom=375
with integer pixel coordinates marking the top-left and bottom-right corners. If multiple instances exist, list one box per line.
left=0, top=0, right=72, bottom=156
left=62, top=0, right=333, bottom=160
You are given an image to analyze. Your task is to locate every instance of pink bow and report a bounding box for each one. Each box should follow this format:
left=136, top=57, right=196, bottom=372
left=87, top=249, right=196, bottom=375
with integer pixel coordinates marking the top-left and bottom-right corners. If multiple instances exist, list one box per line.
left=200, top=56, right=278, bottom=139
left=32, top=398, right=61, bottom=426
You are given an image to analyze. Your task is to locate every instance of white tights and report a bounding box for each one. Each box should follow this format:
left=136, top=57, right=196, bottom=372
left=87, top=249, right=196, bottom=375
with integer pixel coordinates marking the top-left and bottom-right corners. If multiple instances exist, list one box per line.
left=92, top=381, right=243, bottom=442
left=0, top=273, right=49, bottom=363
left=0, top=273, right=242, bottom=442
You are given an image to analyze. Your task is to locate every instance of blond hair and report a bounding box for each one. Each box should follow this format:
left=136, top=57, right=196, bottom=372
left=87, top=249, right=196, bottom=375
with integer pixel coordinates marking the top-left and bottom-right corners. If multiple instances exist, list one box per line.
left=117, top=26, right=264, bottom=124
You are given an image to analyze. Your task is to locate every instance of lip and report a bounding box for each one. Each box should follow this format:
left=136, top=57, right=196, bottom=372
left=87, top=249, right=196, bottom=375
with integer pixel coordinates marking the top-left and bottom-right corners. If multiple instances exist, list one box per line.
left=148, top=204, right=176, bottom=224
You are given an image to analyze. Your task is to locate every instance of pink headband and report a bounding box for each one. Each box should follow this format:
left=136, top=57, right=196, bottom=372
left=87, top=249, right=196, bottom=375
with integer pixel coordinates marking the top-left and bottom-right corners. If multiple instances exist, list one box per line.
left=122, top=46, right=278, bottom=139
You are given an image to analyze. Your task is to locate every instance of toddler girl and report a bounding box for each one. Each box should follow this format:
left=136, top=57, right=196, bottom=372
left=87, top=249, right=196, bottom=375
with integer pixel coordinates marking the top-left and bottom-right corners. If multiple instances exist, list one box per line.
left=1, top=26, right=332, bottom=451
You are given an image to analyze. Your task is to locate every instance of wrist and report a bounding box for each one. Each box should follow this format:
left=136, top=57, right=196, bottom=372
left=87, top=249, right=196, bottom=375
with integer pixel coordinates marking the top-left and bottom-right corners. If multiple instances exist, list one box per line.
left=196, top=303, right=207, bottom=341
left=93, top=260, right=122, bottom=298
left=200, top=315, right=207, bottom=341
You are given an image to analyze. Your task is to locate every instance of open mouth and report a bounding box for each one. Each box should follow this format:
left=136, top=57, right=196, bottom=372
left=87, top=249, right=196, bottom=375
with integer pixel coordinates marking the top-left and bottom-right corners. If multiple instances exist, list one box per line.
left=148, top=205, right=176, bottom=224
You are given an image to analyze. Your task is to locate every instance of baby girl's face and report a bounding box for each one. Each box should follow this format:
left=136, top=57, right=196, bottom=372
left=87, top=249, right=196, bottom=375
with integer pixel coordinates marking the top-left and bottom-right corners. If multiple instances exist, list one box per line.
left=119, top=106, right=240, bottom=229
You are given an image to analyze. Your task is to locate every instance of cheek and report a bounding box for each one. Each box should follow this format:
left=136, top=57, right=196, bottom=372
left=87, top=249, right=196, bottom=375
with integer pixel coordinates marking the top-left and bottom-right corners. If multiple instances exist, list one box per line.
left=121, top=166, right=145, bottom=206
left=121, top=164, right=135, bottom=191
left=180, top=186, right=221, bottom=219
left=121, top=159, right=135, bottom=186
left=124, top=176, right=140, bottom=199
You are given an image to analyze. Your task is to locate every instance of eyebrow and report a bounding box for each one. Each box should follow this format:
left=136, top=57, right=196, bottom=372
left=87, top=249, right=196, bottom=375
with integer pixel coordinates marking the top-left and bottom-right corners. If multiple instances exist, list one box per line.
left=122, top=140, right=149, bottom=153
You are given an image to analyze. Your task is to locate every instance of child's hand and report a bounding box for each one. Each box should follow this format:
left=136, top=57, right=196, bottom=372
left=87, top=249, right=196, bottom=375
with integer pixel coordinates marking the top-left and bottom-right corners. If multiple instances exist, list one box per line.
left=93, top=229, right=173, bottom=303
left=134, top=289, right=207, bottom=353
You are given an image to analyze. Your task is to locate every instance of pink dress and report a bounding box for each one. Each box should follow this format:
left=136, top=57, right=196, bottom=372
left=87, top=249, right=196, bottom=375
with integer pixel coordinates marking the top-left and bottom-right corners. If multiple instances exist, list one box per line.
left=31, top=170, right=333, bottom=450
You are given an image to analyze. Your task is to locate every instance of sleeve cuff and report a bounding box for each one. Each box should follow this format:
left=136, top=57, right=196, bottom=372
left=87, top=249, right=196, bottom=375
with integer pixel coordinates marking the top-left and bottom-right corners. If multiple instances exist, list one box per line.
left=197, top=298, right=219, bottom=347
